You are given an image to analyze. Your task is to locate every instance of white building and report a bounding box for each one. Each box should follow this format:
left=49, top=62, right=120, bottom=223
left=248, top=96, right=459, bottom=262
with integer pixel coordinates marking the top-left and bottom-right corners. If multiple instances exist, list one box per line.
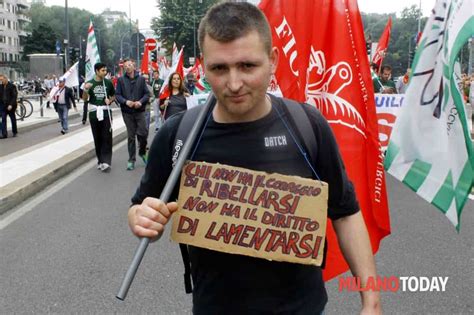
left=101, top=9, right=127, bottom=29
left=0, top=0, right=30, bottom=80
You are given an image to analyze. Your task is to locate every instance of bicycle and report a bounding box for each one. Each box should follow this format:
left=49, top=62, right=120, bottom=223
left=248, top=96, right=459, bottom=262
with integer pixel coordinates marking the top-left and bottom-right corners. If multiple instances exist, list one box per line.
left=15, top=98, right=34, bottom=120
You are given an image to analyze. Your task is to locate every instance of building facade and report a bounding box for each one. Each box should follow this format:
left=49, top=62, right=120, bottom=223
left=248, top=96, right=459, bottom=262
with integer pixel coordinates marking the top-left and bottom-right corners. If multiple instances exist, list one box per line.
left=0, top=0, right=30, bottom=80
left=101, top=9, right=127, bottom=29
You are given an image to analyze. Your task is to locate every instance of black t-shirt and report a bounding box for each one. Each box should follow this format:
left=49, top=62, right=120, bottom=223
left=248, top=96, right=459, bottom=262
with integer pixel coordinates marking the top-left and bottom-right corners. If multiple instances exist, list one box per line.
left=132, top=97, right=359, bottom=314
left=165, top=93, right=187, bottom=120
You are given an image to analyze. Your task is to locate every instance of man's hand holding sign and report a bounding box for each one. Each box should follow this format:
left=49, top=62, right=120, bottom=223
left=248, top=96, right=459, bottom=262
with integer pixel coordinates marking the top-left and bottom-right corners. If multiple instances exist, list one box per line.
left=172, top=161, right=328, bottom=265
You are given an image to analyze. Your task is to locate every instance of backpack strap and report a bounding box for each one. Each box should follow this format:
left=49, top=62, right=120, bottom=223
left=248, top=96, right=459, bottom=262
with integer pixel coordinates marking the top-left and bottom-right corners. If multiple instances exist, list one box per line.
left=172, top=106, right=204, bottom=167
left=179, top=244, right=193, bottom=293
left=276, top=96, right=328, bottom=269
left=277, top=97, right=318, bottom=172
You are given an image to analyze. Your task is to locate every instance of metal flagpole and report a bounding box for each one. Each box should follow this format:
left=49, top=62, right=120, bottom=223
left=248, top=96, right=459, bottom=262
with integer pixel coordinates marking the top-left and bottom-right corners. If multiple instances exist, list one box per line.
left=116, top=93, right=216, bottom=301
left=102, top=80, right=113, bottom=132
left=418, top=0, right=422, bottom=34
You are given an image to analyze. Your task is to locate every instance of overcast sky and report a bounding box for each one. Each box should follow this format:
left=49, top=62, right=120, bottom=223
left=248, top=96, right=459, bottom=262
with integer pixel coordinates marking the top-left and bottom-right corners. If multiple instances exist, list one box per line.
left=46, top=0, right=436, bottom=30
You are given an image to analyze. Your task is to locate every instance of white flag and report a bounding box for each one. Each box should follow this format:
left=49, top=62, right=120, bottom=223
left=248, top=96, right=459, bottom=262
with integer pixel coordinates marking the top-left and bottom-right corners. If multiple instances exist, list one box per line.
left=85, top=19, right=101, bottom=81
left=159, top=47, right=184, bottom=99
left=384, top=0, right=474, bottom=230
left=49, top=62, right=79, bottom=98
left=171, top=42, right=179, bottom=67
left=61, top=62, right=79, bottom=87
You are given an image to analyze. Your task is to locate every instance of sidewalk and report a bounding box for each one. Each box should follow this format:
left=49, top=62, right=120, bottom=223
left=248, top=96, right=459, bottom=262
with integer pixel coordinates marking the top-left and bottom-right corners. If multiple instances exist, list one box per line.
left=14, top=98, right=85, bottom=133
left=0, top=100, right=128, bottom=215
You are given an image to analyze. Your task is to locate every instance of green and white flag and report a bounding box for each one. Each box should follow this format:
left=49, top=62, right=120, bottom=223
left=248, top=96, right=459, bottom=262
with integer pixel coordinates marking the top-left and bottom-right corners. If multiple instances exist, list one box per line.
left=384, top=0, right=473, bottom=230
left=85, top=19, right=101, bottom=81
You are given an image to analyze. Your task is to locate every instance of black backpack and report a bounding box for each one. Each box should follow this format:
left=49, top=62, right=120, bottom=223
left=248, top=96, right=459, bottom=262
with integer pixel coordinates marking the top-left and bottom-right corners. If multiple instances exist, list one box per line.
left=172, top=96, right=326, bottom=293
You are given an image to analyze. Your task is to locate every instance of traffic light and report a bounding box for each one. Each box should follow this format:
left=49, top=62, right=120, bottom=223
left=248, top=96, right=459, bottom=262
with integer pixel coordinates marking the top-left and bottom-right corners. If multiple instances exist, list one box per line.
left=366, top=42, right=371, bottom=56
left=151, top=50, right=157, bottom=62
left=68, top=46, right=78, bottom=63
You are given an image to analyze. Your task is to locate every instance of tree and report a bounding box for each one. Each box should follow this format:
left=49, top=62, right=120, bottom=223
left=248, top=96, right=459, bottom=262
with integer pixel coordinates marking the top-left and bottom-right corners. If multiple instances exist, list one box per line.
left=107, top=19, right=133, bottom=61
left=22, top=23, right=58, bottom=58
left=151, top=0, right=218, bottom=66
left=24, top=3, right=112, bottom=70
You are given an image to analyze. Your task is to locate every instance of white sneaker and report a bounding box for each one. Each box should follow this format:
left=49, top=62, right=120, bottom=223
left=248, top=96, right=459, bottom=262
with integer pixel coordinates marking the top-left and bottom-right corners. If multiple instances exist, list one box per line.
left=97, top=163, right=103, bottom=170
left=101, top=163, right=111, bottom=172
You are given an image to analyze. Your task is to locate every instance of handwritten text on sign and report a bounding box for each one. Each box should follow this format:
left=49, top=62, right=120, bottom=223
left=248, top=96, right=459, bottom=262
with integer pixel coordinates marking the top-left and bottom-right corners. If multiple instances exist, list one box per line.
left=171, top=161, right=329, bottom=266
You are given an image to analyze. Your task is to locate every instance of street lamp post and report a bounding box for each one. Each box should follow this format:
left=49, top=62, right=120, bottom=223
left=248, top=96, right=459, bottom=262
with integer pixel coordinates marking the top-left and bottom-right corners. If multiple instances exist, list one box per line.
left=64, top=0, right=70, bottom=69
left=120, top=32, right=130, bottom=59
left=79, top=35, right=86, bottom=59
left=193, top=14, right=196, bottom=59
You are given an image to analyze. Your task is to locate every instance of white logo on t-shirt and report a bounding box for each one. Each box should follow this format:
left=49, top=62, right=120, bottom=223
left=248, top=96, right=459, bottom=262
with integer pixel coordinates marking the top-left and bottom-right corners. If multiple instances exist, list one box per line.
left=264, top=135, right=287, bottom=147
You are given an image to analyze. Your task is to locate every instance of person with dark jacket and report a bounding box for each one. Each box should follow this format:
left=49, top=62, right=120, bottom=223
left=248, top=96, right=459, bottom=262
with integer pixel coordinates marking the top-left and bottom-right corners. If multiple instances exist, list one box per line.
left=115, top=59, right=150, bottom=171
left=52, top=77, right=77, bottom=134
left=0, top=74, right=18, bottom=139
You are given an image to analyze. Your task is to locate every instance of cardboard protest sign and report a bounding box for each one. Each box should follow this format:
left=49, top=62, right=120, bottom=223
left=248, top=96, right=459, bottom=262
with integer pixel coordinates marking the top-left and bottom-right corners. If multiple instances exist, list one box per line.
left=171, top=161, right=328, bottom=266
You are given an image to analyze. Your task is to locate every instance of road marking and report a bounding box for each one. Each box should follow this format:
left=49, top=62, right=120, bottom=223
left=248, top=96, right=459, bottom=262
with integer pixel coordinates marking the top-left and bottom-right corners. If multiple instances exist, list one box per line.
left=0, top=140, right=127, bottom=230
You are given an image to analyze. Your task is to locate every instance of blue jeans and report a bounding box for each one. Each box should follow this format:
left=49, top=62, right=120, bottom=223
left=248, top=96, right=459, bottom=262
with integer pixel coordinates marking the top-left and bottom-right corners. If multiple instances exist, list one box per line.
left=57, top=104, right=69, bottom=131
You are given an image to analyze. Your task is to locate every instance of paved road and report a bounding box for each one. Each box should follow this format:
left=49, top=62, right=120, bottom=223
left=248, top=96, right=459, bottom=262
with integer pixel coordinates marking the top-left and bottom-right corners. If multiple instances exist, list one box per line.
left=1, top=134, right=473, bottom=314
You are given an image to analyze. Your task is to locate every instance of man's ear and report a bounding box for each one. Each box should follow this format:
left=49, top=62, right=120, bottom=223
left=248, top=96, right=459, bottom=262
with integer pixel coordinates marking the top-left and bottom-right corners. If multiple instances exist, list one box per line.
left=201, top=56, right=206, bottom=74
left=270, top=47, right=279, bottom=74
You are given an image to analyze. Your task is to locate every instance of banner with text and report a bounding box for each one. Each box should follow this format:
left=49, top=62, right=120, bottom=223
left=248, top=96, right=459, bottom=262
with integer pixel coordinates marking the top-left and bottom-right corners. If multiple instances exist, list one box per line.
left=171, top=161, right=328, bottom=266
left=375, top=94, right=405, bottom=150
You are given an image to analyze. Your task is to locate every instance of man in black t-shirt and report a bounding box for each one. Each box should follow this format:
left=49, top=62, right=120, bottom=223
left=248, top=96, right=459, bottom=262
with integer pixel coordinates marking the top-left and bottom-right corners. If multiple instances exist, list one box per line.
left=127, top=2, right=381, bottom=314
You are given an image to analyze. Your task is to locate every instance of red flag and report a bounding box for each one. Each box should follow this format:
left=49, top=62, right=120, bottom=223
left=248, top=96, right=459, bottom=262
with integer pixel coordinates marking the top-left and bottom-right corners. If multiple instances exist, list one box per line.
left=416, top=31, right=422, bottom=45
left=259, top=0, right=391, bottom=281
left=372, top=17, right=392, bottom=69
left=140, top=48, right=149, bottom=74
left=184, top=57, right=204, bottom=81
left=159, top=47, right=184, bottom=100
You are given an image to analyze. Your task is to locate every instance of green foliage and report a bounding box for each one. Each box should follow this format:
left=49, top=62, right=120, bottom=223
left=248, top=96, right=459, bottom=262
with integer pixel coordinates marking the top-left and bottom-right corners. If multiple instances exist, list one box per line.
left=104, top=19, right=135, bottom=68
left=22, top=22, right=57, bottom=58
left=362, top=5, right=428, bottom=76
left=151, top=0, right=218, bottom=66
left=24, top=3, right=111, bottom=70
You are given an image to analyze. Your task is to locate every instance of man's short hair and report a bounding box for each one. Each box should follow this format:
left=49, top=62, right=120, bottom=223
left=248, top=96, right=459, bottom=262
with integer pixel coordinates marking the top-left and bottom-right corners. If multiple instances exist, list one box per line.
left=94, top=62, right=107, bottom=72
left=381, top=65, right=392, bottom=73
left=198, top=1, right=272, bottom=54
left=123, top=58, right=136, bottom=65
